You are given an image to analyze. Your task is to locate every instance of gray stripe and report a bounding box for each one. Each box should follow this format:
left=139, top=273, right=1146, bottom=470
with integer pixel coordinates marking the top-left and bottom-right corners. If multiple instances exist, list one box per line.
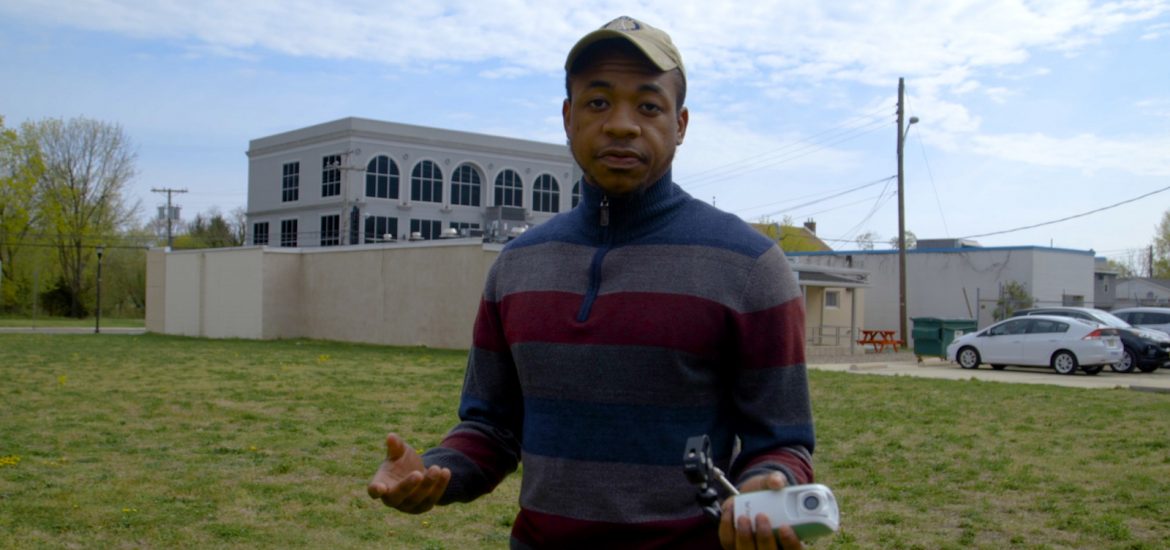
left=463, top=348, right=518, bottom=403
left=492, top=243, right=795, bottom=313
left=511, top=343, right=722, bottom=407
left=741, top=246, right=802, bottom=313
left=519, top=452, right=702, bottom=523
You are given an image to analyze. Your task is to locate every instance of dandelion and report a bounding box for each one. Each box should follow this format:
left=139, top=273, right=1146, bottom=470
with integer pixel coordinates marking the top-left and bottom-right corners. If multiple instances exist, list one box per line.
left=0, top=455, right=21, bottom=468
left=249, top=445, right=259, bottom=452
left=317, top=354, right=330, bottom=364
left=421, top=520, right=431, bottom=528
left=57, top=375, right=67, bottom=386
left=122, top=507, right=138, bottom=513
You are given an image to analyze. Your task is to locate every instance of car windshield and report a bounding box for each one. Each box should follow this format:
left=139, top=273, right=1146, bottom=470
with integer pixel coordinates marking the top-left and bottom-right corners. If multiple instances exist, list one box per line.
left=1092, top=310, right=1132, bottom=328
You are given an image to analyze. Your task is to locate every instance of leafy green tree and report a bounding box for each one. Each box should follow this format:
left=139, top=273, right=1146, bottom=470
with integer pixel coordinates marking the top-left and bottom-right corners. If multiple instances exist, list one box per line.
left=993, top=280, right=1034, bottom=321
left=28, top=117, right=138, bottom=317
left=173, top=209, right=243, bottom=249
left=1154, top=209, right=1170, bottom=279
left=0, top=117, right=45, bottom=313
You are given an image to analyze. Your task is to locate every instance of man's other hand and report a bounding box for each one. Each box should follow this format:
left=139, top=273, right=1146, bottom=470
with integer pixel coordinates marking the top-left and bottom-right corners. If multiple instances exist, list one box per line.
left=367, top=433, right=450, bottom=514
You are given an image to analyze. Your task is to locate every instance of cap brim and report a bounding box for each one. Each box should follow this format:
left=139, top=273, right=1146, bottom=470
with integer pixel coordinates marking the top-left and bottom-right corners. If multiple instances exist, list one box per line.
left=565, top=29, right=681, bottom=74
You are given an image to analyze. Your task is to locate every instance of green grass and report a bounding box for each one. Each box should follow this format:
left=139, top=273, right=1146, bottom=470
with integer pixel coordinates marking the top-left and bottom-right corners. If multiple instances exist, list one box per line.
left=2, top=334, right=1169, bottom=549
left=0, top=315, right=145, bottom=328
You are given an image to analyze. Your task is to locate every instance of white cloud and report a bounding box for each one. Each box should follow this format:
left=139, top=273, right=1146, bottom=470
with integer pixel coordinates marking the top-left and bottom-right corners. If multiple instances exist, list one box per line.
left=970, top=132, right=1170, bottom=176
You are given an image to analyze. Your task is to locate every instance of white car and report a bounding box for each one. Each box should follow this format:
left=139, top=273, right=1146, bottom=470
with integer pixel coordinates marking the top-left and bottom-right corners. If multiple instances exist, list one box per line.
left=1111, top=307, right=1170, bottom=337
left=946, top=315, right=1124, bottom=375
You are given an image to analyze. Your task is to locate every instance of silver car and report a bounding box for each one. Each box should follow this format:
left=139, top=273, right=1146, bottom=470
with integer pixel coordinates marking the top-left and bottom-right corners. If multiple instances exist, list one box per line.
left=946, top=315, right=1124, bottom=375
left=1111, top=307, right=1170, bottom=337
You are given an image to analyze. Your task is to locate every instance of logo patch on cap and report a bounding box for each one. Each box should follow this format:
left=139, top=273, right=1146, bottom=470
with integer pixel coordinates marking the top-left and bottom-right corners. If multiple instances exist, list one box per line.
left=606, top=16, right=642, bottom=31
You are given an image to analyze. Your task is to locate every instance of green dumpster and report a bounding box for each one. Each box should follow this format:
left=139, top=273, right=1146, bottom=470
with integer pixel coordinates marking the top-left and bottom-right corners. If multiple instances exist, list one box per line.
left=912, top=317, right=977, bottom=359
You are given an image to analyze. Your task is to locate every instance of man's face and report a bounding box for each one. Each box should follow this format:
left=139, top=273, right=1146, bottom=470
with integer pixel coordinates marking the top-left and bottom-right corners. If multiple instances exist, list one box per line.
left=563, top=49, right=688, bottom=197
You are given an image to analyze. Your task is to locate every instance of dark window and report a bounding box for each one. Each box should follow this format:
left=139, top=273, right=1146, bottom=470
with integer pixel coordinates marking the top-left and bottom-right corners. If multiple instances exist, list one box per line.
left=366, top=155, right=400, bottom=199
left=322, top=155, right=341, bottom=197
left=495, top=169, right=523, bottom=207
left=571, top=181, right=581, bottom=208
left=989, top=319, right=1028, bottom=336
left=282, top=162, right=300, bottom=202
left=320, top=214, right=340, bottom=246
left=449, top=221, right=480, bottom=236
left=280, top=219, right=298, bottom=247
left=451, top=164, right=482, bottom=206
left=411, top=161, right=443, bottom=203
left=364, top=216, right=398, bottom=243
left=252, top=222, right=269, bottom=245
left=532, top=174, right=560, bottom=213
left=410, top=219, right=442, bottom=240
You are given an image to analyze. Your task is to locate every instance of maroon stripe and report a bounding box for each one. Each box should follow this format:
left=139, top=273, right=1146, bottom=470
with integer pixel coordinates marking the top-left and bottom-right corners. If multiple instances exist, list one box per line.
left=512, top=508, right=718, bottom=549
left=500, top=291, right=727, bottom=357
left=731, top=298, right=805, bottom=369
left=742, top=449, right=814, bottom=486
left=471, top=298, right=509, bottom=353
left=440, top=431, right=513, bottom=487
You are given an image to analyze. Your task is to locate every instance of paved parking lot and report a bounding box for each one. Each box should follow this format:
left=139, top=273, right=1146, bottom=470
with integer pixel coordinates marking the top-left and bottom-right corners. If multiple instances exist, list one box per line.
left=808, top=356, right=1170, bottom=392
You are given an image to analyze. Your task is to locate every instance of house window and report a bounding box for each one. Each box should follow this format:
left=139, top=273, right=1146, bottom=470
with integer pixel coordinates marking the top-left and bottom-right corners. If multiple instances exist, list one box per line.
left=825, top=289, right=841, bottom=308
left=495, top=169, right=523, bottom=207
left=532, top=174, right=560, bottom=213
left=451, top=163, right=482, bottom=206
left=449, top=221, right=480, bottom=237
left=364, top=216, right=398, bottom=243
left=322, top=155, right=341, bottom=197
left=280, top=219, right=298, bottom=247
left=366, top=155, right=399, bottom=199
left=281, top=162, right=300, bottom=202
left=252, top=222, right=269, bottom=245
left=571, top=181, right=581, bottom=208
left=410, top=219, right=442, bottom=240
left=411, top=160, right=443, bottom=203
left=320, top=214, right=340, bottom=246
left=1062, top=294, right=1085, bottom=307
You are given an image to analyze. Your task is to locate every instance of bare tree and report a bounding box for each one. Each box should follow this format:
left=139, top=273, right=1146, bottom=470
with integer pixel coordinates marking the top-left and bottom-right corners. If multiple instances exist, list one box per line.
left=30, top=117, right=138, bottom=317
left=855, top=231, right=878, bottom=250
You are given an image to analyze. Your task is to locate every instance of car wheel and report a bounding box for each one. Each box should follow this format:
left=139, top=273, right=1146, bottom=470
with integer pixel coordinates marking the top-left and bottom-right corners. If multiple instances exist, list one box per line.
left=1082, top=365, right=1103, bottom=375
left=1111, top=349, right=1136, bottom=374
left=1137, top=361, right=1159, bottom=373
left=991, top=364, right=1007, bottom=370
left=957, top=347, right=981, bottom=369
left=1051, top=350, right=1079, bottom=375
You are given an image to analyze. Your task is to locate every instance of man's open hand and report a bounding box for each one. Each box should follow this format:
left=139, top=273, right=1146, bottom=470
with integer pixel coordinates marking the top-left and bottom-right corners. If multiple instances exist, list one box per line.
left=366, top=433, right=451, bottom=514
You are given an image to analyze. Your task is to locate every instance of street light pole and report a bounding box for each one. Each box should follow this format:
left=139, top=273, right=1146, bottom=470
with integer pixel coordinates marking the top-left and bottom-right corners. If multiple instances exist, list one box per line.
left=94, top=245, right=104, bottom=334
left=896, top=77, right=919, bottom=350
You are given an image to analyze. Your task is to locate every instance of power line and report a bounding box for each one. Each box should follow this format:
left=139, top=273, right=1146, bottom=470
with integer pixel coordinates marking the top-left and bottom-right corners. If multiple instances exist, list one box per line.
left=960, top=183, right=1170, bottom=240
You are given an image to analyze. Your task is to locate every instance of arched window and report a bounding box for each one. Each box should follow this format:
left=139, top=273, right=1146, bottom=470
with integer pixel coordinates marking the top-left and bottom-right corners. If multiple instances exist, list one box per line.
left=495, top=169, right=523, bottom=207
left=532, top=174, right=560, bottom=213
left=451, top=163, right=482, bottom=207
left=571, top=181, right=581, bottom=208
left=411, top=160, right=443, bottom=203
left=365, top=155, right=399, bottom=199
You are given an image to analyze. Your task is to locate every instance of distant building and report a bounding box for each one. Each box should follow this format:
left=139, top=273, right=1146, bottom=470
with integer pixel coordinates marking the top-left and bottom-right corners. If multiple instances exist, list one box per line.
left=245, top=117, right=580, bottom=247
left=790, top=243, right=1097, bottom=342
left=1114, top=278, right=1170, bottom=308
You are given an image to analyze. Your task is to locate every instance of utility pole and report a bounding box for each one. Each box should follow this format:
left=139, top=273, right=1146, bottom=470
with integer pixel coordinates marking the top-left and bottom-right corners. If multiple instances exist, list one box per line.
left=896, top=78, right=919, bottom=350
left=152, top=187, right=188, bottom=249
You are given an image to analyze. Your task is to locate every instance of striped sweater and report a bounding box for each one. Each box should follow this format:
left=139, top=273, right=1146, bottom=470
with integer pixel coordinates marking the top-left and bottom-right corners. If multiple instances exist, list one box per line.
left=422, top=172, right=814, bottom=549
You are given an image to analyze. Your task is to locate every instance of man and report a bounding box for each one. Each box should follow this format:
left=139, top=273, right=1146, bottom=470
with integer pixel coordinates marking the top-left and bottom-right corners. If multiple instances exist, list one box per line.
left=369, top=16, right=814, bottom=550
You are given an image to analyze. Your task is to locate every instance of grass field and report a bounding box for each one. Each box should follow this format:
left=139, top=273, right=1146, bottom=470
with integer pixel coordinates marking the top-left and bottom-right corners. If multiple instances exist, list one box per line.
left=2, top=333, right=1169, bottom=549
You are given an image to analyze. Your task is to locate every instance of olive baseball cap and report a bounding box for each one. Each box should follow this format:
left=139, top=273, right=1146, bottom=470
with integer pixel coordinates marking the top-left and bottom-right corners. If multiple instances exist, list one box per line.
left=564, top=16, right=685, bottom=79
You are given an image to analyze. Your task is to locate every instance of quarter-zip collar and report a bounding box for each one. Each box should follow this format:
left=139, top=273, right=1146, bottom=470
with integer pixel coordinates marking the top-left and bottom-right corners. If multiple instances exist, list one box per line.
left=576, top=170, right=687, bottom=243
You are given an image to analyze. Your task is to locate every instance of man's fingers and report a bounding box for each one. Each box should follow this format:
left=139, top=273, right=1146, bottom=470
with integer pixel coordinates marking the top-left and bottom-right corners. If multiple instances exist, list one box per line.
left=754, top=514, right=779, bottom=550
left=775, top=525, right=802, bottom=549
left=385, top=433, right=408, bottom=461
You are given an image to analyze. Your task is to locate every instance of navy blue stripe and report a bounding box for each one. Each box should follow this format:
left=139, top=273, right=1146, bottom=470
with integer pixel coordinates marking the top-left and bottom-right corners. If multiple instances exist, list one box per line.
left=520, top=397, right=736, bottom=465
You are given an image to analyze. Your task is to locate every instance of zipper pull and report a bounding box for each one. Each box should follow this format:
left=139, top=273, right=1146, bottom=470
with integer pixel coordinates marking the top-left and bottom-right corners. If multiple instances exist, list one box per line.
left=599, top=196, right=610, bottom=227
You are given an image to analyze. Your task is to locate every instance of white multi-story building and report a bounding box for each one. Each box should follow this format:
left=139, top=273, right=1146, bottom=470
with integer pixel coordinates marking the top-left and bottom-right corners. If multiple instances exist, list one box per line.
left=245, top=117, right=580, bottom=247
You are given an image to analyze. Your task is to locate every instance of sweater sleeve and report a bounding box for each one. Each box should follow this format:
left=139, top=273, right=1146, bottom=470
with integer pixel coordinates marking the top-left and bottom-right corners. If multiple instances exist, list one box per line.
left=421, top=265, right=523, bottom=504
left=728, top=245, right=815, bottom=487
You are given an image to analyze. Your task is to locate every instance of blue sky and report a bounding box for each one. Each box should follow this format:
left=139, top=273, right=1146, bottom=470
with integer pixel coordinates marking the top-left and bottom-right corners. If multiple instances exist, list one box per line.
left=2, top=0, right=1168, bottom=265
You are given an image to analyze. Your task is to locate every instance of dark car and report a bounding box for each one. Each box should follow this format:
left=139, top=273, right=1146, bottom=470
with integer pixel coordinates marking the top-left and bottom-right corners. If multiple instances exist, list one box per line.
left=1011, top=307, right=1170, bottom=373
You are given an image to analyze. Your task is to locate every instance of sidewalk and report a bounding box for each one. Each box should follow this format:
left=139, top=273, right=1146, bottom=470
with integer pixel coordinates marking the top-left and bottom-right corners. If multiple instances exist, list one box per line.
left=0, top=326, right=146, bottom=334
left=808, top=354, right=1170, bottom=392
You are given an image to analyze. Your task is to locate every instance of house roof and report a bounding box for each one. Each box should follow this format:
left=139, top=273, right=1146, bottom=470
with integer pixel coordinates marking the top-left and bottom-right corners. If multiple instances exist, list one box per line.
left=749, top=223, right=832, bottom=252
left=789, top=244, right=1095, bottom=257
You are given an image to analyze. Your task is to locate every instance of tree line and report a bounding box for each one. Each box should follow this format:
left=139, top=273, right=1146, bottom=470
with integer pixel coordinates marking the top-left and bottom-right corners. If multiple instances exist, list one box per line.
left=1, top=116, right=244, bottom=318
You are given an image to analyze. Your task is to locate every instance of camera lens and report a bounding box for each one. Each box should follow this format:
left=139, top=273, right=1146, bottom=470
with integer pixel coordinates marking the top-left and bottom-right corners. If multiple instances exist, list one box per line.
left=803, top=495, right=820, bottom=510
